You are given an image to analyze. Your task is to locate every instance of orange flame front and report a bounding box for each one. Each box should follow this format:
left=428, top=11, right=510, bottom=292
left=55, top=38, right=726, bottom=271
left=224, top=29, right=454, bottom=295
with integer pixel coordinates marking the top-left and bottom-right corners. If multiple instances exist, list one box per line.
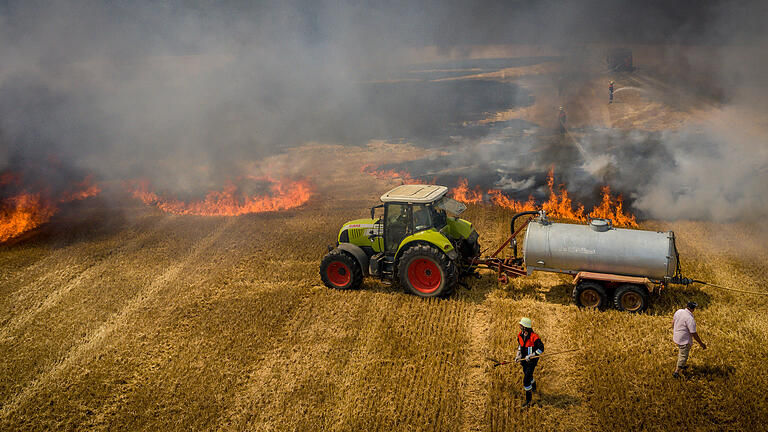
left=589, top=186, right=637, bottom=227
left=361, top=164, right=638, bottom=227
left=541, top=168, right=586, bottom=222
left=129, top=177, right=312, bottom=216
left=0, top=172, right=101, bottom=243
left=61, top=175, right=102, bottom=202
left=0, top=193, right=58, bottom=243
left=451, top=178, right=483, bottom=204
left=488, top=189, right=537, bottom=212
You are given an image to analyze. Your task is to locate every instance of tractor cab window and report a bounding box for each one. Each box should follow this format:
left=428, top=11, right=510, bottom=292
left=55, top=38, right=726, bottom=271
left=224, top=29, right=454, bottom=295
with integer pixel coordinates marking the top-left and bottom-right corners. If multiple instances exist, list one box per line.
left=412, top=204, right=432, bottom=232
left=429, top=205, right=447, bottom=230
left=436, top=196, right=466, bottom=215
left=385, top=203, right=411, bottom=252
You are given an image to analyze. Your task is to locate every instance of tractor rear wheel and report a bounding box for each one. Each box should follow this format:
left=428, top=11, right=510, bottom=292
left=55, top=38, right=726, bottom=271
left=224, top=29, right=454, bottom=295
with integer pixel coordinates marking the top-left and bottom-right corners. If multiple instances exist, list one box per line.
left=572, top=281, right=609, bottom=310
left=399, top=244, right=457, bottom=298
left=613, top=284, right=649, bottom=313
left=320, top=249, right=363, bottom=290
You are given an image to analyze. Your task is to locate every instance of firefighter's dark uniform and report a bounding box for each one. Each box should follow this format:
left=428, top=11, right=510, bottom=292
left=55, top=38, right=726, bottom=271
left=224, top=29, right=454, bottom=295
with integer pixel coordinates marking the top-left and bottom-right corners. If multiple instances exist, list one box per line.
left=558, top=110, right=567, bottom=134
left=609, top=82, right=614, bottom=103
left=516, top=330, right=544, bottom=405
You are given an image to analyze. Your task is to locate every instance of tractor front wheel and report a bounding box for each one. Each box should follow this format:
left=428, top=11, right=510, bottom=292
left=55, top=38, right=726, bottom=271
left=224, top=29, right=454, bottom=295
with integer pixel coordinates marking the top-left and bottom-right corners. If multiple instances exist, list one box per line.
left=399, top=244, right=457, bottom=298
left=320, top=249, right=363, bottom=290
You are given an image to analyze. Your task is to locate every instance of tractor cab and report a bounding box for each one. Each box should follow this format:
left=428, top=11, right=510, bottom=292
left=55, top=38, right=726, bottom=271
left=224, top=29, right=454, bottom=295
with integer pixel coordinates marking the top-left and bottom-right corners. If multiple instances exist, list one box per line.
left=321, top=184, right=477, bottom=298
left=376, top=185, right=466, bottom=253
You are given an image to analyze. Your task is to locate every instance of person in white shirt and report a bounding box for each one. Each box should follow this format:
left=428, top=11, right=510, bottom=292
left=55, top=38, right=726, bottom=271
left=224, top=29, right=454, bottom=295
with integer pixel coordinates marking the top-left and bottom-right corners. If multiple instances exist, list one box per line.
left=672, top=301, right=707, bottom=378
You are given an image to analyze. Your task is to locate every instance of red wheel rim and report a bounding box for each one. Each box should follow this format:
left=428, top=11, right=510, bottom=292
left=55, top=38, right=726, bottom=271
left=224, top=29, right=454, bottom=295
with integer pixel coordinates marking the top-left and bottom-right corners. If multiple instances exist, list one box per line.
left=407, top=258, right=442, bottom=294
left=327, top=261, right=351, bottom=287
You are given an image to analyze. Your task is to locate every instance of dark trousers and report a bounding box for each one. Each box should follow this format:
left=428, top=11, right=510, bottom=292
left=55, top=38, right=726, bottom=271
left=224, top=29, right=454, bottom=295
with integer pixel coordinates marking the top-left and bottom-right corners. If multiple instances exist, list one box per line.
left=521, top=360, right=538, bottom=391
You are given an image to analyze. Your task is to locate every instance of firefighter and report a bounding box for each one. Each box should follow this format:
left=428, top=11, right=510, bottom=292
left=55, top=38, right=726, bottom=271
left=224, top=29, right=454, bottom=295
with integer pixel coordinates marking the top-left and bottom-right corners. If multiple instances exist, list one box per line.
left=558, top=107, right=567, bottom=134
left=609, top=81, right=614, bottom=104
left=514, top=317, right=544, bottom=407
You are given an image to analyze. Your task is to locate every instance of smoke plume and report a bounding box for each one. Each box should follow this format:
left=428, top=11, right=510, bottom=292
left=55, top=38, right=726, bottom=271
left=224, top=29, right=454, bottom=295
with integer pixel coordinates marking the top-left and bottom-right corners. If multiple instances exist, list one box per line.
left=0, top=0, right=766, bottom=221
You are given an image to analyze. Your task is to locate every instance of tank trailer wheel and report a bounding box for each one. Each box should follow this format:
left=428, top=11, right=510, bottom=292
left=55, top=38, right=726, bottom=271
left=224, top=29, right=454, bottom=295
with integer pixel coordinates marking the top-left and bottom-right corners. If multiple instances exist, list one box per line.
left=613, top=284, right=649, bottom=313
left=572, top=281, right=609, bottom=310
left=399, top=244, right=458, bottom=298
left=320, top=249, right=363, bottom=290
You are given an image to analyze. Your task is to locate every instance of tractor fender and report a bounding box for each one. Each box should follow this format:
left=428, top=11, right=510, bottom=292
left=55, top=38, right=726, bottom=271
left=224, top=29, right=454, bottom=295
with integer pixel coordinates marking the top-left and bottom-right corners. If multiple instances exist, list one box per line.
left=395, top=230, right=458, bottom=262
left=337, top=243, right=370, bottom=276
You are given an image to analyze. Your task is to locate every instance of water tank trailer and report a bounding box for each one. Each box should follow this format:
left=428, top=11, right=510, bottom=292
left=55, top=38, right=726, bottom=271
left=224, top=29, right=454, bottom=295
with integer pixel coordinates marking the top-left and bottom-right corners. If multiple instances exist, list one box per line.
left=473, top=211, right=693, bottom=312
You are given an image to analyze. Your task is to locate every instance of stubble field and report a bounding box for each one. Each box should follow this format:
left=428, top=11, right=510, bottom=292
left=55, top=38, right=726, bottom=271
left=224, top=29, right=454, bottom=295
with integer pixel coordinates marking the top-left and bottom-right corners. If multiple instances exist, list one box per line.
left=2, top=166, right=767, bottom=431
left=3, top=45, right=768, bottom=431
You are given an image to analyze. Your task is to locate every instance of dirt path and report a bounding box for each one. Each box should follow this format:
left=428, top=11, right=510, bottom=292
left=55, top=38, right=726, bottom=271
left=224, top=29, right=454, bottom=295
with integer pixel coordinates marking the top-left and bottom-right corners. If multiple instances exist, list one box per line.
left=459, top=304, right=491, bottom=432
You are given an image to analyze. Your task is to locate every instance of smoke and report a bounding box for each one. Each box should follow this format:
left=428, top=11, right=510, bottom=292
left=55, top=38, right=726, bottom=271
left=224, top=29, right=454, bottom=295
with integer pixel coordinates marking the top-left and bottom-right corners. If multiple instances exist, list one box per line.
left=635, top=108, right=768, bottom=221
left=0, top=0, right=767, bottom=221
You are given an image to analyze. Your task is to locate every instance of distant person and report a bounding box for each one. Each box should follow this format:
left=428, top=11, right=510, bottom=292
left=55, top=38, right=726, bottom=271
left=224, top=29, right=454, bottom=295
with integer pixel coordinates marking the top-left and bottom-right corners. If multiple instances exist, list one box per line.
left=609, top=81, right=615, bottom=104
left=515, top=317, right=544, bottom=407
left=672, top=301, right=707, bottom=378
left=558, top=107, right=567, bottom=134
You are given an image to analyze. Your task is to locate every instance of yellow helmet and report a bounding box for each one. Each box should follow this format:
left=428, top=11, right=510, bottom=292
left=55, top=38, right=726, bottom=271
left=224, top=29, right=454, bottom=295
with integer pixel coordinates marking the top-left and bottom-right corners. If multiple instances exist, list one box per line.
left=519, top=317, right=532, bottom=328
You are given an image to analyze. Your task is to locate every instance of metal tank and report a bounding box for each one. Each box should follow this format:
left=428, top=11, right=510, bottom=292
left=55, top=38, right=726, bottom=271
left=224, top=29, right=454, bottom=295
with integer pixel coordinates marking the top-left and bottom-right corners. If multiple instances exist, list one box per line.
left=523, top=217, right=679, bottom=280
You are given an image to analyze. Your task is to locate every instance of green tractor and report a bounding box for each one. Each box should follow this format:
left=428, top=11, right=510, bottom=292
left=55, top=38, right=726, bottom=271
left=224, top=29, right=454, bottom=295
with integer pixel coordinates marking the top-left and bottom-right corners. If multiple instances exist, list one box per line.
left=320, top=184, right=480, bottom=298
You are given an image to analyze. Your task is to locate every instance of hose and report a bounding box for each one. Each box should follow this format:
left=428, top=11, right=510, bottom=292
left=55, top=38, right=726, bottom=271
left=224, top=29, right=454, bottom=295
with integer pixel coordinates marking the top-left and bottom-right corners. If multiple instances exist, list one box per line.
left=487, top=348, right=581, bottom=367
left=510, top=211, right=539, bottom=259
left=691, top=280, right=768, bottom=297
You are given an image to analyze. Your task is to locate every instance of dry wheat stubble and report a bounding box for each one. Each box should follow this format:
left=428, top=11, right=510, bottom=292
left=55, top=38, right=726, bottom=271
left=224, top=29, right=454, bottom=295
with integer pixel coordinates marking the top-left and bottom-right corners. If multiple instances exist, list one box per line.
left=0, top=217, right=237, bottom=426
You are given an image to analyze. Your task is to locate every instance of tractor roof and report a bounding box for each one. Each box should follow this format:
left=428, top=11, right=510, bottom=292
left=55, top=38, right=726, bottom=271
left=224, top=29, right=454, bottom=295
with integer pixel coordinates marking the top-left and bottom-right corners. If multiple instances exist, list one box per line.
left=380, top=184, right=448, bottom=203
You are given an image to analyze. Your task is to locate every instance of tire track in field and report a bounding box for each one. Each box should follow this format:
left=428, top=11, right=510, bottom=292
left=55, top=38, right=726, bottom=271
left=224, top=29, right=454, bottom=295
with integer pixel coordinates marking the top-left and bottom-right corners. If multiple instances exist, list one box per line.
left=214, top=285, right=329, bottom=430
left=459, top=305, right=491, bottom=432
left=0, top=217, right=173, bottom=343
left=0, top=214, right=165, bottom=327
left=0, top=218, right=236, bottom=421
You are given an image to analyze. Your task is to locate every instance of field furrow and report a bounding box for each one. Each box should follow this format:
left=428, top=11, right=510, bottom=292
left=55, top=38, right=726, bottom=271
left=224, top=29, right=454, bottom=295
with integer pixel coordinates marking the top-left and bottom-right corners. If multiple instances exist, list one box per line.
left=0, top=216, right=237, bottom=426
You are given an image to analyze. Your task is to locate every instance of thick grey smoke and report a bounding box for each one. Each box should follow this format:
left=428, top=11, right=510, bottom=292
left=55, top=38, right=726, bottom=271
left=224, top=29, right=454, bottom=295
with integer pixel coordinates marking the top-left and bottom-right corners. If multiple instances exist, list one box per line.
left=1, top=0, right=767, bottom=221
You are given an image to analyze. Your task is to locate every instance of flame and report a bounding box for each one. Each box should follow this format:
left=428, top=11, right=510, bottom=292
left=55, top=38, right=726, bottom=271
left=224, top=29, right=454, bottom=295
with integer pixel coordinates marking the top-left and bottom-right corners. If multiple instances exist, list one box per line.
left=0, top=193, right=57, bottom=242
left=451, top=178, right=483, bottom=204
left=0, top=172, right=102, bottom=243
left=589, top=186, right=637, bottom=227
left=361, top=164, right=638, bottom=227
left=129, top=177, right=312, bottom=216
left=488, top=189, right=537, bottom=212
left=541, top=168, right=586, bottom=221
left=61, top=175, right=102, bottom=202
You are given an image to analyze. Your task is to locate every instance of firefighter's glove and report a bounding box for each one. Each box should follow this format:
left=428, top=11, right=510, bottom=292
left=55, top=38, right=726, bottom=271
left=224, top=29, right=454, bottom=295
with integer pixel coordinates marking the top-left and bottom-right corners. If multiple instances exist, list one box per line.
left=514, top=354, right=521, bottom=363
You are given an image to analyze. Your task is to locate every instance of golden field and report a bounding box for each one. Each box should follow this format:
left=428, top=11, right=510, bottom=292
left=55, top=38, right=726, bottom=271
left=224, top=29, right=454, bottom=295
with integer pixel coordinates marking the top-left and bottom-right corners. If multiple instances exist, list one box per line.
left=1, top=169, right=767, bottom=431
left=3, top=46, right=768, bottom=430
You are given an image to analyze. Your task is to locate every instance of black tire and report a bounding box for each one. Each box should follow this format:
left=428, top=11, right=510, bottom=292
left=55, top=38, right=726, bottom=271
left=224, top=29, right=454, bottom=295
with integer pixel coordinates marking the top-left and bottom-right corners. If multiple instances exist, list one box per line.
left=398, top=244, right=458, bottom=298
left=572, top=281, right=609, bottom=310
left=613, top=284, right=649, bottom=313
left=320, top=249, right=363, bottom=290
